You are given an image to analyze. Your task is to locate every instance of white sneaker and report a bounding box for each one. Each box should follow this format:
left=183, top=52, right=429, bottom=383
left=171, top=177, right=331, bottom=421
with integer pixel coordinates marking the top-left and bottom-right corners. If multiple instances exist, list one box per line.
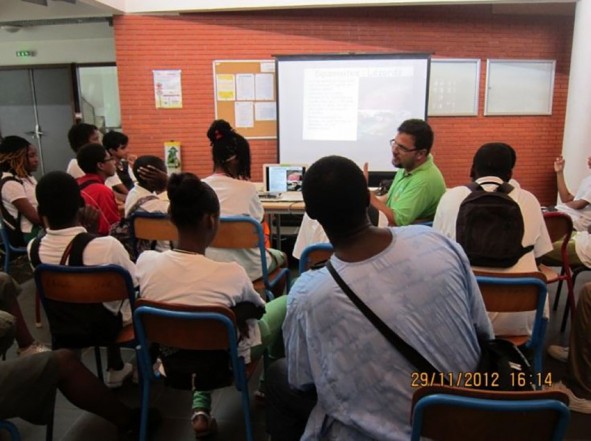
left=546, top=381, right=591, bottom=414
left=547, top=345, right=569, bottom=363
left=17, top=341, right=50, bottom=358
left=106, top=362, right=133, bottom=388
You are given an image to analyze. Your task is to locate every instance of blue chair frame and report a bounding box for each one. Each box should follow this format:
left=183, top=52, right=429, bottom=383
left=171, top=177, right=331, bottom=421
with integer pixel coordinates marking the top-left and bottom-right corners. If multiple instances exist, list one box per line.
left=475, top=272, right=548, bottom=377
left=133, top=300, right=255, bottom=441
left=211, top=215, right=290, bottom=299
left=0, top=219, right=27, bottom=274
left=0, top=420, right=20, bottom=441
left=34, top=264, right=137, bottom=382
left=411, top=386, right=570, bottom=441
left=298, top=243, right=334, bottom=275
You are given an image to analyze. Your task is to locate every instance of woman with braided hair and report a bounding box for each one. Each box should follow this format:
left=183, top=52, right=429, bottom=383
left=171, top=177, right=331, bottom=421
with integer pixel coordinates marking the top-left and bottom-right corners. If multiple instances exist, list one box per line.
left=0, top=136, right=42, bottom=245
left=203, top=120, right=286, bottom=288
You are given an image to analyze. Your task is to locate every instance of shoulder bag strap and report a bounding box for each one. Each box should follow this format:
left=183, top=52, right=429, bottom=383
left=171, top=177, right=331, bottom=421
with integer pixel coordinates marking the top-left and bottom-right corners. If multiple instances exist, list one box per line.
left=0, top=176, right=23, bottom=231
left=326, top=260, right=442, bottom=377
left=128, top=194, right=158, bottom=217
left=29, top=236, right=42, bottom=268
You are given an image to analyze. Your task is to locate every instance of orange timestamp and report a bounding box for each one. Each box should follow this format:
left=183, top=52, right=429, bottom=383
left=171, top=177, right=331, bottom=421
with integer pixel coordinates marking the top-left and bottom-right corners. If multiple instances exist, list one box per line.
left=411, top=371, right=553, bottom=389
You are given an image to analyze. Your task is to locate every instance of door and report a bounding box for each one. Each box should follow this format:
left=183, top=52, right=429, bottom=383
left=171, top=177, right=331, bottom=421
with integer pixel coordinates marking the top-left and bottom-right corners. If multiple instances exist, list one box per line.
left=0, top=67, right=75, bottom=177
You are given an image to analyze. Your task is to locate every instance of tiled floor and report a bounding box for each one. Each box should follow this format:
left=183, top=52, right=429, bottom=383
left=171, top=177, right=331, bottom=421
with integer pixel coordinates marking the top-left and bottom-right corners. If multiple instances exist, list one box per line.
left=3, top=261, right=591, bottom=440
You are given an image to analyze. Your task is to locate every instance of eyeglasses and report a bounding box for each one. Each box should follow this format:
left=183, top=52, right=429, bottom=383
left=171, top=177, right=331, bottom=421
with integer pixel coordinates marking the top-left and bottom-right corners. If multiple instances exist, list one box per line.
left=390, top=139, right=418, bottom=153
left=102, top=156, right=116, bottom=163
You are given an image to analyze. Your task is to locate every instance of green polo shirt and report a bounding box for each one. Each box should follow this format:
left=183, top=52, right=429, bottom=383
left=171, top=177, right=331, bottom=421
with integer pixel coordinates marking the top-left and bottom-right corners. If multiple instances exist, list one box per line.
left=385, top=154, right=446, bottom=225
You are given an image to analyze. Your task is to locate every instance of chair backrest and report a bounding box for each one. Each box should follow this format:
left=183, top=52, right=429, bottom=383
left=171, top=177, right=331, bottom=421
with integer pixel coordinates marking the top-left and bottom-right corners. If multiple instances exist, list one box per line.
left=411, top=385, right=570, bottom=441
left=34, top=263, right=136, bottom=306
left=130, top=212, right=178, bottom=241
left=473, top=271, right=547, bottom=313
left=133, top=298, right=237, bottom=351
left=543, top=211, right=573, bottom=245
left=298, top=243, right=334, bottom=274
left=473, top=271, right=547, bottom=350
left=210, top=216, right=262, bottom=250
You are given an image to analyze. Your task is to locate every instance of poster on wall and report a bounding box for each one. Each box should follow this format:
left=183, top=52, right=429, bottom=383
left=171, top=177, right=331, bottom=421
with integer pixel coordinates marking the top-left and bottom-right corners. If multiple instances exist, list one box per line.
left=164, top=141, right=181, bottom=175
left=153, top=70, right=183, bottom=109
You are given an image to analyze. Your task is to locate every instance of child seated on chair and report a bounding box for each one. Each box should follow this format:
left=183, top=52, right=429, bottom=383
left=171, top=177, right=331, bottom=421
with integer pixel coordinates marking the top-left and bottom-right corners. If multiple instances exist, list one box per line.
left=202, top=120, right=286, bottom=286
left=136, top=172, right=286, bottom=439
left=28, top=171, right=136, bottom=389
left=0, top=136, right=43, bottom=246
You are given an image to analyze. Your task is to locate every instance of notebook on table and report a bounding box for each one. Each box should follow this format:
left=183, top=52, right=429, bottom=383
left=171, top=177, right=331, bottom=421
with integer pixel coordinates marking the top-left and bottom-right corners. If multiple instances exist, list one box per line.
left=261, top=164, right=306, bottom=202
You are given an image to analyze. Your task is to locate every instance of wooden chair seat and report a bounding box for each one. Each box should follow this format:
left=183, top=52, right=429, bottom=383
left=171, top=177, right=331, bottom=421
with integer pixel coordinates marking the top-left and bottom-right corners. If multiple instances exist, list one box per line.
left=538, top=263, right=560, bottom=283
left=114, top=324, right=135, bottom=345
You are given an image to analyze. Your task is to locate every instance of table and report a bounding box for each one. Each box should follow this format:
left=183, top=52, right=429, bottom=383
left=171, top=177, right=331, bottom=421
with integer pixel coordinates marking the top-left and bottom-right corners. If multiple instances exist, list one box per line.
left=261, top=200, right=305, bottom=249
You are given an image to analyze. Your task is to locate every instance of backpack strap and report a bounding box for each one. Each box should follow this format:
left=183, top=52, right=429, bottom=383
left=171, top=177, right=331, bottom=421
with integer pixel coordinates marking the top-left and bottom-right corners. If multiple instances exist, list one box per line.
left=0, top=175, right=23, bottom=232
left=128, top=195, right=158, bottom=217
left=29, top=236, right=42, bottom=268
left=61, top=232, right=98, bottom=266
left=79, top=178, right=102, bottom=191
left=466, top=181, right=514, bottom=194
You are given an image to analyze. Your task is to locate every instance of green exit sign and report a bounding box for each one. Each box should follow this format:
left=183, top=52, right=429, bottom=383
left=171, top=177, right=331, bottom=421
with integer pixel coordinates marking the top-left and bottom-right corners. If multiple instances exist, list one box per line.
left=16, top=50, right=36, bottom=57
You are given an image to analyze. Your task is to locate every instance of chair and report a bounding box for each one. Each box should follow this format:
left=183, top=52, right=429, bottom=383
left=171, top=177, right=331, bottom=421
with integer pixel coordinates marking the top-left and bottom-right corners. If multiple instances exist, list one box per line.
left=0, top=420, right=20, bottom=441
left=34, top=264, right=136, bottom=382
left=538, top=211, right=576, bottom=332
left=129, top=212, right=178, bottom=260
left=474, top=271, right=548, bottom=377
left=411, top=385, right=570, bottom=441
left=0, top=219, right=42, bottom=328
left=0, top=219, right=28, bottom=274
left=133, top=298, right=257, bottom=441
left=298, top=243, right=334, bottom=274
left=210, top=215, right=290, bottom=300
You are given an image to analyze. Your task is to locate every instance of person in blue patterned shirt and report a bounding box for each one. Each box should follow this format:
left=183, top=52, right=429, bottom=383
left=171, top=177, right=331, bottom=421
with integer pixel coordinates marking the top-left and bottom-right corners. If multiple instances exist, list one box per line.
left=266, top=155, right=493, bottom=441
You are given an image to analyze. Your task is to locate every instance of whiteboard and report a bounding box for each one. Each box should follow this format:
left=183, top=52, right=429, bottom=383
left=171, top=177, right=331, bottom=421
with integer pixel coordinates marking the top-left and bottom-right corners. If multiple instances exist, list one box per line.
left=485, top=60, right=555, bottom=115
left=428, top=59, right=480, bottom=116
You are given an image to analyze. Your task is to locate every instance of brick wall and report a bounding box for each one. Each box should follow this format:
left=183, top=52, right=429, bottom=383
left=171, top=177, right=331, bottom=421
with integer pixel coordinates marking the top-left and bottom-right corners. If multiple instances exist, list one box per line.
left=114, top=5, right=573, bottom=205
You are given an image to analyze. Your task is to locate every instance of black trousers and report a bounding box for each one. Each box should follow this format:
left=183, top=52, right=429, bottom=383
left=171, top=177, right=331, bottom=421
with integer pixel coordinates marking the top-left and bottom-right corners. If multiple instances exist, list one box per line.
left=266, top=358, right=317, bottom=441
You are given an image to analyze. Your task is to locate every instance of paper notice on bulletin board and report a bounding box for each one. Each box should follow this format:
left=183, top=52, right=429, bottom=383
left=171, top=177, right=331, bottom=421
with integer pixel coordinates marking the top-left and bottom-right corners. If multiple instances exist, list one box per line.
left=164, top=141, right=181, bottom=175
left=153, top=70, right=183, bottom=109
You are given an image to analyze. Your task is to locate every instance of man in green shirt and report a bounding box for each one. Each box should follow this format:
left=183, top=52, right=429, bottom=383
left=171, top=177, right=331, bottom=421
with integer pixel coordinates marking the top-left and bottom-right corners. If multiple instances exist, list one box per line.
left=370, top=119, right=446, bottom=225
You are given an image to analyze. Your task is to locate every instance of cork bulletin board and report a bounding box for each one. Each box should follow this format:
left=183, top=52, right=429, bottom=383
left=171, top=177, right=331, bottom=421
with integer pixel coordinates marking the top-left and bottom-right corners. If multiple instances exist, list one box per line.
left=213, top=60, right=277, bottom=139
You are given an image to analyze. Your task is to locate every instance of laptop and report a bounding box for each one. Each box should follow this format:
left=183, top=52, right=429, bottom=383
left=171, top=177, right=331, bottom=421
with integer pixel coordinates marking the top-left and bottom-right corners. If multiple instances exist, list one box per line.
left=261, top=164, right=306, bottom=201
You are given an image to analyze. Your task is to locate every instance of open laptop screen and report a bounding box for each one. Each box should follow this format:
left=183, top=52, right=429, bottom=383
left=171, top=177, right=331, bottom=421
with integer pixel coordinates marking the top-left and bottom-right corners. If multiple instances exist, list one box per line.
left=264, top=164, right=306, bottom=193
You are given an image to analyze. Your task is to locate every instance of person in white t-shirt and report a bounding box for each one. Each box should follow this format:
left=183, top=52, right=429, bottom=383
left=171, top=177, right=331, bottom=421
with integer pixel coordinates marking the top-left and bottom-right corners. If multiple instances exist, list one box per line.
left=555, top=155, right=591, bottom=232
left=66, top=123, right=127, bottom=200
left=28, top=171, right=137, bottom=389
left=202, top=120, right=286, bottom=287
left=136, top=172, right=286, bottom=438
left=433, top=142, right=552, bottom=337
left=0, top=136, right=43, bottom=245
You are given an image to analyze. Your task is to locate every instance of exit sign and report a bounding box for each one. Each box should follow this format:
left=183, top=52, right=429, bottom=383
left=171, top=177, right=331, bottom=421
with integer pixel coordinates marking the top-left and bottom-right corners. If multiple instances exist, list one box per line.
left=16, top=50, right=36, bottom=57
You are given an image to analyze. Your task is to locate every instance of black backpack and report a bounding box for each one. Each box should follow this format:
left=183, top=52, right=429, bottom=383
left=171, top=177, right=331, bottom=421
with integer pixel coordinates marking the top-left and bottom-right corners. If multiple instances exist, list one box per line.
left=456, top=182, right=533, bottom=268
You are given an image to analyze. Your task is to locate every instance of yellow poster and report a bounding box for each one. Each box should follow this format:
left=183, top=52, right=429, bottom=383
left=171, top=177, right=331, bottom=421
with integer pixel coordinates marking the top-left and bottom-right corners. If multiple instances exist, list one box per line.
left=164, top=141, right=181, bottom=175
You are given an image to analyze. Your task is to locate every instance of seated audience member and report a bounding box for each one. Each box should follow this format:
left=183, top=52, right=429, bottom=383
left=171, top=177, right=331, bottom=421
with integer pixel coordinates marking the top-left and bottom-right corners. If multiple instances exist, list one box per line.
left=103, top=130, right=136, bottom=193
left=0, top=136, right=43, bottom=245
left=202, top=120, right=286, bottom=282
left=547, top=282, right=591, bottom=413
left=367, top=119, right=446, bottom=226
left=267, top=155, right=493, bottom=441
left=76, top=143, right=121, bottom=236
left=136, top=172, right=286, bottom=438
left=433, top=143, right=552, bottom=336
left=28, top=171, right=136, bottom=387
left=0, top=272, right=48, bottom=356
left=554, top=155, right=591, bottom=231
left=0, top=349, right=156, bottom=437
left=124, top=156, right=169, bottom=218
left=66, top=123, right=126, bottom=196
left=292, top=209, right=387, bottom=260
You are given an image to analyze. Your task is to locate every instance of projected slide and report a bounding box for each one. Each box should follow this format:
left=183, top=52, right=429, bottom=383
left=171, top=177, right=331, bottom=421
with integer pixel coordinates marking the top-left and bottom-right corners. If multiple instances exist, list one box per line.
left=277, top=54, right=429, bottom=171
